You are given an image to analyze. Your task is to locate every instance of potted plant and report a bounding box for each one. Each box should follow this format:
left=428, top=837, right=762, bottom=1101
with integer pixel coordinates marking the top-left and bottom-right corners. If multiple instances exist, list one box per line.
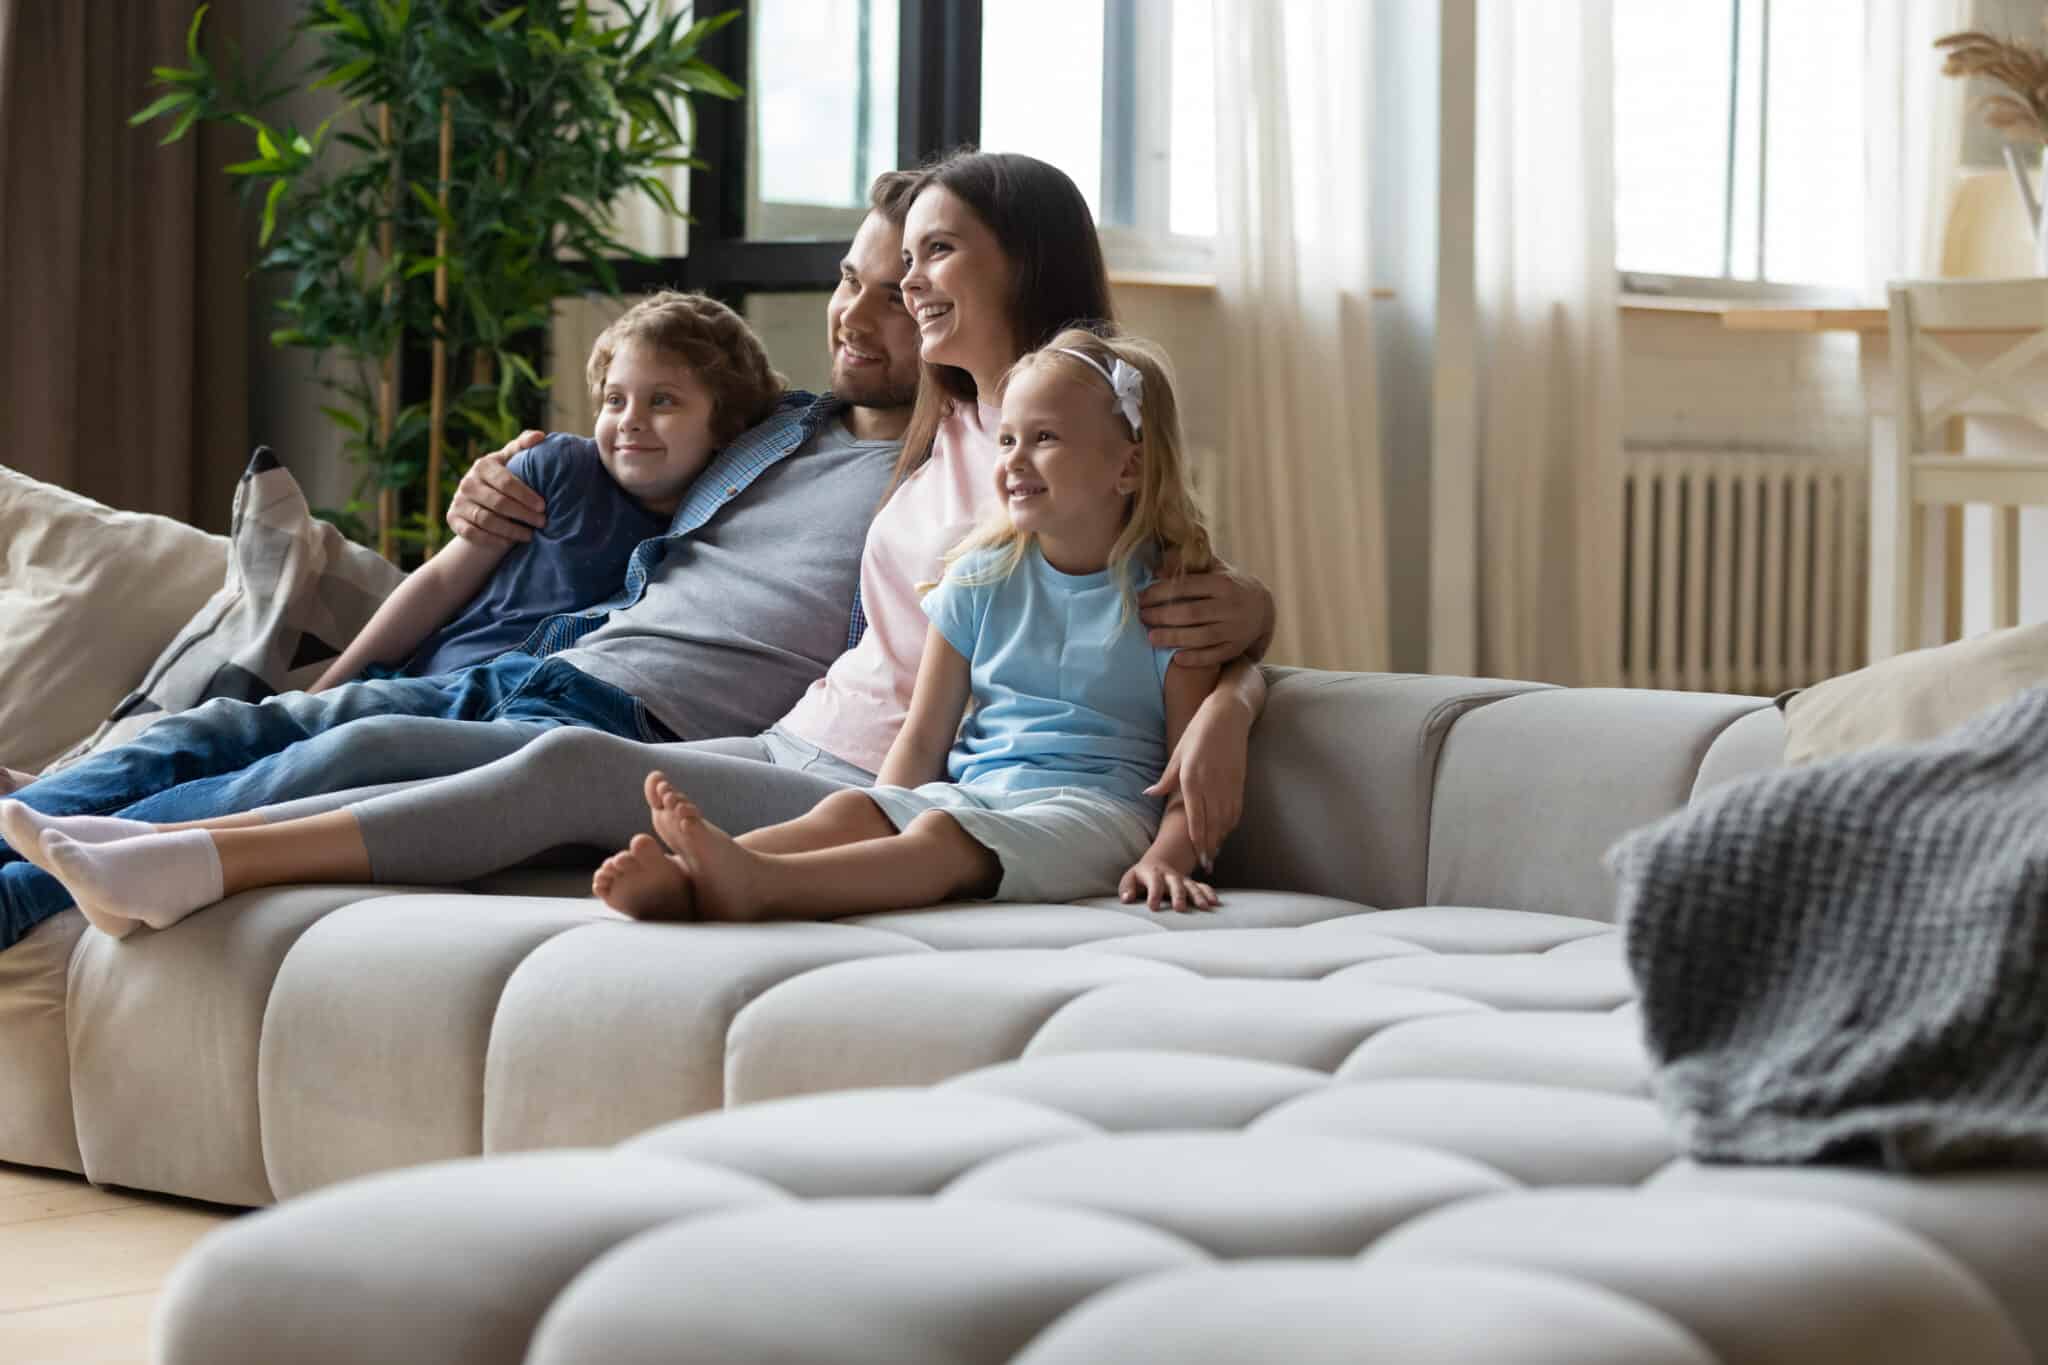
left=135, top=0, right=738, bottom=560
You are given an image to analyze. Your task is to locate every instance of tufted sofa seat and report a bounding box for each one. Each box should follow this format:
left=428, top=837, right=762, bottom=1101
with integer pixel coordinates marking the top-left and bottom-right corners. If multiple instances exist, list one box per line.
left=4, top=672, right=1787, bottom=1205
left=54, top=666, right=2048, bottom=1360
left=156, top=1076, right=2048, bottom=1362
left=0, top=671, right=1784, bottom=1210
left=145, top=671, right=2048, bottom=1362
left=154, top=920, right=2048, bottom=1361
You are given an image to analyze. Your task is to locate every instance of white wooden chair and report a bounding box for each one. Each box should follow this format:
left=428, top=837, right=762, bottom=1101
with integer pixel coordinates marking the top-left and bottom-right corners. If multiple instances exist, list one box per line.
left=1876, top=279, right=2048, bottom=658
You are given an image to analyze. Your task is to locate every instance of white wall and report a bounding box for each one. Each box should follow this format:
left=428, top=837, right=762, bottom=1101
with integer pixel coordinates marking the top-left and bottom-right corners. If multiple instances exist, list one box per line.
left=1620, top=312, right=1866, bottom=458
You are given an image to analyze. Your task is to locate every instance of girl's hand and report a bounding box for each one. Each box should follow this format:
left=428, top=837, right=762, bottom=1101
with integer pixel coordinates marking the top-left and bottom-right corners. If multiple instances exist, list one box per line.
left=1144, top=695, right=1253, bottom=866
left=1119, top=856, right=1220, bottom=913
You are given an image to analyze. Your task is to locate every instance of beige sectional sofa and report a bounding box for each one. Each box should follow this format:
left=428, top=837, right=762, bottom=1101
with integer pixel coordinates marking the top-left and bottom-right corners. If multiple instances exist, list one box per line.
left=12, top=665, right=2042, bottom=1361
left=5, top=671, right=1724, bottom=1201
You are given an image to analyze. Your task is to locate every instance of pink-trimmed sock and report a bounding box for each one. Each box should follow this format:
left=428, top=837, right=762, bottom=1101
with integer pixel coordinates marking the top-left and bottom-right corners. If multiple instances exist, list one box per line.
left=40, top=831, right=224, bottom=934
left=0, top=802, right=156, bottom=875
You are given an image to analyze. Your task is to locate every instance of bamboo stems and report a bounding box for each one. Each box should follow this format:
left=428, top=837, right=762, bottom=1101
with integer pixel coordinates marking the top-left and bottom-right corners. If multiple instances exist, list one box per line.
left=465, top=152, right=507, bottom=506
left=376, top=102, right=398, bottom=561
left=425, top=90, right=453, bottom=558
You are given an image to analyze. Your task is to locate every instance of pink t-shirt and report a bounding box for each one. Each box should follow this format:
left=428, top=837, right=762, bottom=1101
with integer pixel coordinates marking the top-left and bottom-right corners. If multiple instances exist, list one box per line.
left=777, top=401, right=1002, bottom=773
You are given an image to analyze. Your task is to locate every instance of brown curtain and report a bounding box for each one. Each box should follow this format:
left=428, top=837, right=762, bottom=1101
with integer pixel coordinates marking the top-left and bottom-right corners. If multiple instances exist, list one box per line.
left=0, top=1, right=249, bottom=531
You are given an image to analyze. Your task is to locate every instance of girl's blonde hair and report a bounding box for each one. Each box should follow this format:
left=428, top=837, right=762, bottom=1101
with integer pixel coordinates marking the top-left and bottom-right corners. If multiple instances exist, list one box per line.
left=939, top=327, right=1214, bottom=616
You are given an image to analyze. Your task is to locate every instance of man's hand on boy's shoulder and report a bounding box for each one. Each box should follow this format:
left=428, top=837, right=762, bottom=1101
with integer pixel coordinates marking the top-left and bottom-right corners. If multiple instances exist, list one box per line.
left=450, top=429, right=550, bottom=548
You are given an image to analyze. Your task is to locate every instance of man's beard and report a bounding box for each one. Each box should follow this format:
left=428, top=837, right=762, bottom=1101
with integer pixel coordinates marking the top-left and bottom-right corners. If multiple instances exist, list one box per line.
left=830, top=359, right=919, bottom=412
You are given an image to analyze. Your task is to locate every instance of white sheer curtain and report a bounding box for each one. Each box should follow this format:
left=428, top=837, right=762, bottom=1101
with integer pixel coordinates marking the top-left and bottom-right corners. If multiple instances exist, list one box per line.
left=1471, top=0, right=1622, bottom=686
left=1864, top=0, right=1969, bottom=294
left=1208, top=0, right=1388, bottom=673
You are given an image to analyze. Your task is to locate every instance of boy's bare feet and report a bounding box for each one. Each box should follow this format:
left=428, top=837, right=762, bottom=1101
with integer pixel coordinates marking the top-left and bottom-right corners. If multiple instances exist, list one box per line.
left=591, top=834, right=696, bottom=921
left=0, top=766, right=35, bottom=795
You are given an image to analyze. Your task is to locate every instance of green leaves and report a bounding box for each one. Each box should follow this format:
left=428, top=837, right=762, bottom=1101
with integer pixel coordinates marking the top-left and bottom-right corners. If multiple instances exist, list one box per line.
left=185, top=4, right=210, bottom=65
left=260, top=179, right=288, bottom=245
left=129, top=91, right=194, bottom=128
left=675, top=58, right=742, bottom=101
left=636, top=174, right=681, bottom=218
left=408, top=181, right=457, bottom=235
left=134, top=0, right=737, bottom=556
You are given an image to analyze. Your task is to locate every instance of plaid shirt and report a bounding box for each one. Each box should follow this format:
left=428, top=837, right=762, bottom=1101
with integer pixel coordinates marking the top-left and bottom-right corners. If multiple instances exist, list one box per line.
left=518, top=391, right=868, bottom=659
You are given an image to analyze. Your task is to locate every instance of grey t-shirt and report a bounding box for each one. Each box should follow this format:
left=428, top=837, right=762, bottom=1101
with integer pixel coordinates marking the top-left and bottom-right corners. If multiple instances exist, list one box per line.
left=554, top=416, right=899, bottom=741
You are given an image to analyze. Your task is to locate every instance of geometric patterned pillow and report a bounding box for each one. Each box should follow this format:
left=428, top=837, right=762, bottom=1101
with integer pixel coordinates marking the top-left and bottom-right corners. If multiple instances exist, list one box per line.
left=45, top=448, right=406, bottom=770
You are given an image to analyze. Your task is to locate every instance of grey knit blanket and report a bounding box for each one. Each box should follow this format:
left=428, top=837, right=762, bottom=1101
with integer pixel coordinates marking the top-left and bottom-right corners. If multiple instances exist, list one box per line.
left=1610, top=685, right=2048, bottom=1171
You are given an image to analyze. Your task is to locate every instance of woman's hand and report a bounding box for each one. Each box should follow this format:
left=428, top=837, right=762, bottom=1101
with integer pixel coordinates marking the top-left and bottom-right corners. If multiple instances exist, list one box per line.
left=1144, top=689, right=1254, bottom=867
left=1119, top=854, right=1219, bottom=913
left=1139, top=564, right=1277, bottom=667
left=449, top=430, right=550, bottom=548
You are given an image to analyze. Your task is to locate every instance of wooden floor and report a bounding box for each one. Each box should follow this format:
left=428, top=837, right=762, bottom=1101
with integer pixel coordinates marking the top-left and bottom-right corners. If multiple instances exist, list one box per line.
left=0, top=1164, right=237, bottom=1364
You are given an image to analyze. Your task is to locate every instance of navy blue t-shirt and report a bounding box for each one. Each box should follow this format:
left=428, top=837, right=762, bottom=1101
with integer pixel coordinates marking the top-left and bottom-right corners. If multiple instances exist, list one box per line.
left=407, top=434, right=671, bottom=676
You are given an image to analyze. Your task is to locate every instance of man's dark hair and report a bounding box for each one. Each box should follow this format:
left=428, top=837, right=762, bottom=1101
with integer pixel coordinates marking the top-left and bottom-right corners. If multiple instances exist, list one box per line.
left=867, top=169, right=920, bottom=226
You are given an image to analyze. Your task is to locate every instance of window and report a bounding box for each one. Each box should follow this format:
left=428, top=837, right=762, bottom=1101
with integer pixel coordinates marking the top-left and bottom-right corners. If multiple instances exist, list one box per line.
left=978, top=0, right=1216, bottom=271
left=748, top=0, right=899, bottom=240
left=1614, top=0, right=1864, bottom=299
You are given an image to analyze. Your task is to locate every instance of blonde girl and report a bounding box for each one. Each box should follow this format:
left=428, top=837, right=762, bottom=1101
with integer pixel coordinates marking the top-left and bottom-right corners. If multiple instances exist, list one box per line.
left=593, top=327, right=1259, bottom=921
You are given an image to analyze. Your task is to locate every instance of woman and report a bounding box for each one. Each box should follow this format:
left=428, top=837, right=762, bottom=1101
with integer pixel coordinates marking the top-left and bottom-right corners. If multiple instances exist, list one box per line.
left=15, top=152, right=1274, bottom=932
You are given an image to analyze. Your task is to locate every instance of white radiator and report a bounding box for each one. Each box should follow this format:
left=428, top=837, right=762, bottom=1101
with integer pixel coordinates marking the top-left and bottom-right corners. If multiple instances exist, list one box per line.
left=1620, top=450, right=1867, bottom=696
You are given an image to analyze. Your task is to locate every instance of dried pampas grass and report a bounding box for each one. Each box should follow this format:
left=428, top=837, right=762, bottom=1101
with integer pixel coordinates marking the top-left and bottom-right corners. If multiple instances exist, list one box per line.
left=1937, top=26, right=2048, bottom=144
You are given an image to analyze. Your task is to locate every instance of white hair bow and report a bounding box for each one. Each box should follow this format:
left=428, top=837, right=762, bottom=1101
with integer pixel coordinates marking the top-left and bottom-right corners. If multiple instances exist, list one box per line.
left=1057, top=348, right=1144, bottom=439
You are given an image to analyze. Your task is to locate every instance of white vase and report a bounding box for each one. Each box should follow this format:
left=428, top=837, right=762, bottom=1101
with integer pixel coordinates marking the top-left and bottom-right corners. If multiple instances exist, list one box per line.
left=2001, top=143, right=2048, bottom=273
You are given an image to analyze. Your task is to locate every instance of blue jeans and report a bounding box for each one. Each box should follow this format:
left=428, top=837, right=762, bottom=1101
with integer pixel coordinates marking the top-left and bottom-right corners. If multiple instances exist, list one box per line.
left=0, top=654, right=663, bottom=948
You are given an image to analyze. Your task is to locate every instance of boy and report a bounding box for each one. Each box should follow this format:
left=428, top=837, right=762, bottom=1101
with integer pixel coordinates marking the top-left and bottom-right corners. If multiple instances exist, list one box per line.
left=312, top=290, right=783, bottom=690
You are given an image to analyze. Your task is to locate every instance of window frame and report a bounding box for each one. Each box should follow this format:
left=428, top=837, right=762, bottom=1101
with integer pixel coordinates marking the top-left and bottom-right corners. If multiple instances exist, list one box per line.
left=1092, top=0, right=1215, bottom=275
left=1613, top=0, right=1862, bottom=305
left=746, top=0, right=902, bottom=244
left=594, top=0, right=984, bottom=308
left=590, top=0, right=1219, bottom=310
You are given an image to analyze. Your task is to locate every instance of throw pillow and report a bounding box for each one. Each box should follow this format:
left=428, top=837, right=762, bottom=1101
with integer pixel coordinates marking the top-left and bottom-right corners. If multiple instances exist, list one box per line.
left=1779, top=621, right=2048, bottom=763
left=45, top=448, right=405, bottom=770
left=0, top=466, right=229, bottom=772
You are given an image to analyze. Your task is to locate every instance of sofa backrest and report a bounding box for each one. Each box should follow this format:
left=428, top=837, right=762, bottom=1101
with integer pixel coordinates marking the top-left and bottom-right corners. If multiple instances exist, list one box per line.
left=1425, top=688, right=1779, bottom=920
left=1217, top=669, right=1784, bottom=920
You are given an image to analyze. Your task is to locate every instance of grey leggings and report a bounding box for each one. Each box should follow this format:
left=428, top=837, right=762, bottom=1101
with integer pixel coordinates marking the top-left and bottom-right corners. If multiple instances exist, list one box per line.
left=253, top=727, right=874, bottom=885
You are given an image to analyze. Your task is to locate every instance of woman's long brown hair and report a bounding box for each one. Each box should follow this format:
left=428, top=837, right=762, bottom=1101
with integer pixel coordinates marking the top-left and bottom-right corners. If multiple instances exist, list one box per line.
left=887, top=150, right=1116, bottom=497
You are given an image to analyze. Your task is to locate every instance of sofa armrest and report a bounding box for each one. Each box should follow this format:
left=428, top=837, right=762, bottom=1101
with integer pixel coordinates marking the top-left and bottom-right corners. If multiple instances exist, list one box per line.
left=1211, top=670, right=1548, bottom=908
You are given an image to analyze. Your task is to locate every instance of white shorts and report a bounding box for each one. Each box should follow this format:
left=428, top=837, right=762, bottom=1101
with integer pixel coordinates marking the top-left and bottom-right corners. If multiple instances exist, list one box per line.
left=863, top=783, right=1159, bottom=904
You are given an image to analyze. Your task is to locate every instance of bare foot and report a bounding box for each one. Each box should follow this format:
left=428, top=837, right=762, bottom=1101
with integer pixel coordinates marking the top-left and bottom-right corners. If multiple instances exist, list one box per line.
left=643, top=772, right=699, bottom=855
left=591, top=834, right=696, bottom=921
left=659, top=799, right=769, bottom=922
left=0, top=766, right=35, bottom=795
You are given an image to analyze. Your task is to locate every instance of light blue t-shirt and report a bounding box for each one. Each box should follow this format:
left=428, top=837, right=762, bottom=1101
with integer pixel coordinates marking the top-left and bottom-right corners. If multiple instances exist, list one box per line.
left=922, top=544, right=1177, bottom=811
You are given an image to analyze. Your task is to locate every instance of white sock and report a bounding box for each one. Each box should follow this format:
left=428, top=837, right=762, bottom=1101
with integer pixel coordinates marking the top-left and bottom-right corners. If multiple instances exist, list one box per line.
left=0, top=802, right=156, bottom=875
left=41, top=831, right=224, bottom=934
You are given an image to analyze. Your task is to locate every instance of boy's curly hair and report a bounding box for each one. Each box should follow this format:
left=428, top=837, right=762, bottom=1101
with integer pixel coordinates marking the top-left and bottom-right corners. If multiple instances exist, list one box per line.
left=586, top=291, right=785, bottom=445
